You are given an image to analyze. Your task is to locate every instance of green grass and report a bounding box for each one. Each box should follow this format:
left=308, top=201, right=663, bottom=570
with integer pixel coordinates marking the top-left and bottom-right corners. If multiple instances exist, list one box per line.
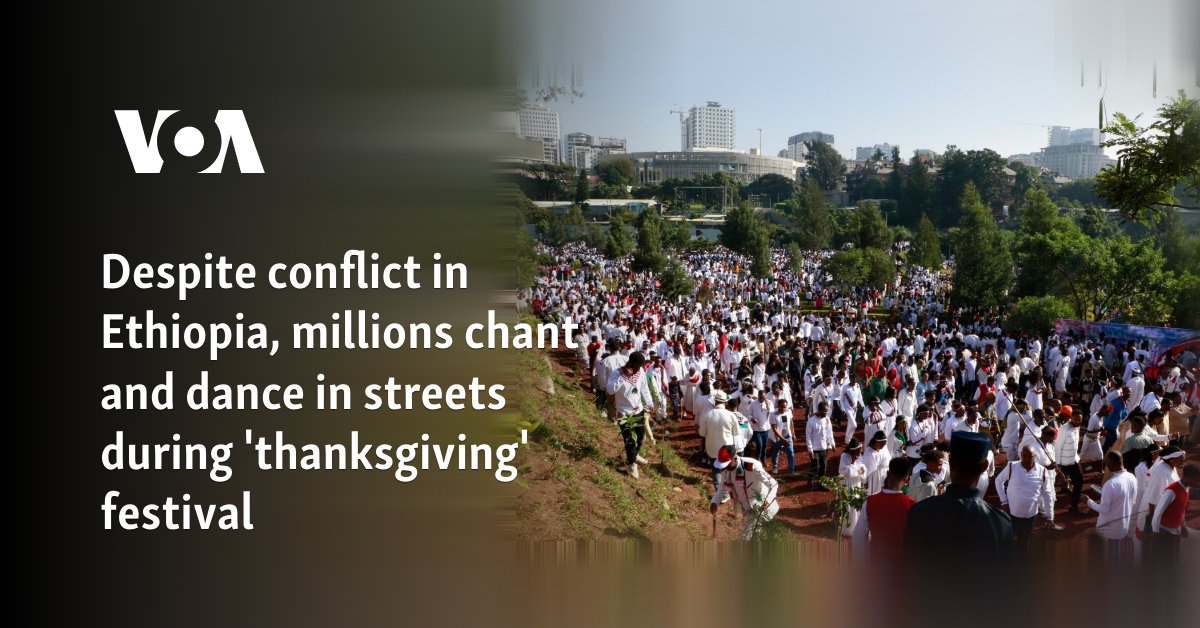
left=653, top=440, right=689, bottom=479
left=552, top=461, right=590, bottom=536
left=592, top=466, right=643, bottom=529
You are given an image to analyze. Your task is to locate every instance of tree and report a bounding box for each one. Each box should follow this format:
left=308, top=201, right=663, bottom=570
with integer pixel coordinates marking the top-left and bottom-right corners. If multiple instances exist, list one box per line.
left=825, top=248, right=894, bottom=291
left=851, top=200, right=892, bottom=250
left=657, top=178, right=687, bottom=212
left=1018, top=188, right=1074, bottom=235
left=574, top=169, right=589, bottom=204
left=1003, top=296, right=1074, bottom=334
left=721, top=205, right=773, bottom=278
left=720, top=204, right=765, bottom=255
left=787, top=242, right=804, bottom=276
left=515, top=205, right=539, bottom=289
left=658, top=256, right=695, bottom=301
left=743, top=173, right=798, bottom=204
left=694, top=172, right=743, bottom=209
left=858, top=248, right=895, bottom=290
left=597, top=157, right=637, bottom=187
left=910, top=214, right=941, bottom=270
left=1151, top=209, right=1200, bottom=275
left=535, top=213, right=568, bottom=246
left=1007, top=161, right=1045, bottom=211
left=790, top=180, right=833, bottom=250
left=936, top=146, right=1006, bottom=227
left=1073, top=206, right=1116, bottom=240
left=950, top=183, right=1013, bottom=309
left=1173, top=273, right=1200, bottom=329
left=1096, top=90, right=1200, bottom=223
left=1020, top=230, right=1177, bottom=323
left=1054, top=179, right=1100, bottom=207
left=804, top=139, right=846, bottom=191
left=852, top=177, right=886, bottom=202
left=824, top=249, right=866, bottom=288
left=899, top=157, right=934, bottom=227
left=662, top=218, right=691, bottom=250
left=605, top=212, right=634, bottom=259
left=890, top=225, right=913, bottom=245
left=521, top=164, right=575, bottom=201
left=631, top=210, right=667, bottom=273
left=887, top=146, right=904, bottom=201
left=1012, top=189, right=1080, bottom=297
left=748, top=225, right=772, bottom=279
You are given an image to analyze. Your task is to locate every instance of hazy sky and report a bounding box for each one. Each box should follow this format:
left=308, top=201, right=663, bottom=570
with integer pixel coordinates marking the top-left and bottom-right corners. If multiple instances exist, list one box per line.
left=517, top=0, right=1198, bottom=159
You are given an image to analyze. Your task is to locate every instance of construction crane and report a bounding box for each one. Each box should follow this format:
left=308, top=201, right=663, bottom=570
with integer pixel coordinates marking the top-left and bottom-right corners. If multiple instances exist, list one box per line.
left=669, top=109, right=686, bottom=124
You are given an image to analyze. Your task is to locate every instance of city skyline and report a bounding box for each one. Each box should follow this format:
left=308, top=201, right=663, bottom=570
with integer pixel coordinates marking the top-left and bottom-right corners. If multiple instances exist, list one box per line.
left=516, top=0, right=1197, bottom=161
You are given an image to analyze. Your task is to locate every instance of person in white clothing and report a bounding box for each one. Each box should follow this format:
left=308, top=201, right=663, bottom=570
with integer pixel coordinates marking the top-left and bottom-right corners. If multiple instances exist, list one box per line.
left=1136, top=446, right=1185, bottom=563
left=840, top=375, right=864, bottom=443
left=863, top=398, right=889, bottom=448
left=606, top=351, right=657, bottom=479
left=1126, top=370, right=1145, bottom=411
left=806, top=401, right=835, bottom=489
left=710, top=445, right=780, bottom=540
left=698, top=390, right=740, bottom=493
left=838, top=438, right=867, bottom=536
left=861, top=430, right=893, bottom=496
left=905, top=405, right=938, bottom=460
left=768, top=398, right=796, bottom=474
left=1054, top=407, right=1085, bottom=515
left=997, top=444, right=1062, bottom=558
left=1079, top=405, right=1107, bottom=470
left=1084, top=451, right=1138, bottom=563
left=1148, top=463, right=1200, bottom=564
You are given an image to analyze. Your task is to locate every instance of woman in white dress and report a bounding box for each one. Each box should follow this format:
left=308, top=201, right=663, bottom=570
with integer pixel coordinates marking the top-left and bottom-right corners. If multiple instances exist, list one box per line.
left=838, top=438, right=867, bottom=537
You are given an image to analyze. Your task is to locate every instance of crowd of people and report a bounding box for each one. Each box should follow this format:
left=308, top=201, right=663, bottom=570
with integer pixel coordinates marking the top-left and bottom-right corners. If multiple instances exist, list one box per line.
left=522, top=239, right=1199, bottom=564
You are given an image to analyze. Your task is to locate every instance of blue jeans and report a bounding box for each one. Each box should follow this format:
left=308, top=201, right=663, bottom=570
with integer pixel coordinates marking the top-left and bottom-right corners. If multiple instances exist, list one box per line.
left=747, top=431, right=770, bottom=462
left=770, top=437, right=795, bottom=473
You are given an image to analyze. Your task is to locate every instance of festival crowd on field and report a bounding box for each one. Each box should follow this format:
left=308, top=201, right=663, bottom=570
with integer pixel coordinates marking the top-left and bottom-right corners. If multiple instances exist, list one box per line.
left=520, top=240, right=1200, bottom=565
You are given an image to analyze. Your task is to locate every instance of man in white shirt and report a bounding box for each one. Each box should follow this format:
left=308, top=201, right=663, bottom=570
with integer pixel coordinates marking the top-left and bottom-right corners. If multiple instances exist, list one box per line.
left=597, top=340, right=629, bottom=421
left=806, top=401, right=835, bottom=490
left=1137, top=446, right=1186, bottom=562
left=1054, top=406, right=1085, bottom=515
left=940, top=404, right=966, bottom=443
left=698, top=390, right=740, bottom=493
left=710, top=445, right=780, bottom=541
left=1148, top=462, right=1200, bottom=564
left=607, top=351, right=657, bottom=479
left=840, top=376, right=864, bottom=445
left=745, top=389, right=772, bottom=463
left=767, top=398, right=795, bottom=474
left=996, top=444, right=1062, bottom=557
left=905, top=405, right=938, bottom=461
left=1085, top=451, right=1138, bottom=563
left=1126, top=369, right=1145, bottom=411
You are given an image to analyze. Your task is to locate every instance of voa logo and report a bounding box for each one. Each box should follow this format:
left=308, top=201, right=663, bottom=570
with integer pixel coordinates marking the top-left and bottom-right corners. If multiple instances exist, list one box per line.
left=114, top=110, right=264, bottom=173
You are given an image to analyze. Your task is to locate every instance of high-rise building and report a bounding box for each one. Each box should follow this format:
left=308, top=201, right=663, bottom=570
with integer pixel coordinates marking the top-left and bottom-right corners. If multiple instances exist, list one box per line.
left=1047, top=126, right=1072, bottom=147
left=855, top=143, right=898, bottom=161
left=1048, top=126, right=1102, bottom=147
left=565, top=132, right=593, bottom=152
left=682, top=102, right=735, bottom=151
left=1041, top=143, right=1106, bottom=179
left=518, top=105, right=562, bottom=163
left=564, top=133, right=627, bottom=170
left=1041, top=126, right=1105, bottom=178
left=784, top=131, right=834, bottom=161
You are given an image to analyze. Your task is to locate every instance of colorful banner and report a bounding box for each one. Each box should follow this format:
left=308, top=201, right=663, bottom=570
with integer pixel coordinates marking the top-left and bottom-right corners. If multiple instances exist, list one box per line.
left=1053, top=319, right=1200, bottom=377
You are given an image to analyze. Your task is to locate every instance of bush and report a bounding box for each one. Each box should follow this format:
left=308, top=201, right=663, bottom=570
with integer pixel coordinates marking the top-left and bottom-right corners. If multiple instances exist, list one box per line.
left=1003, top=296, right=1074, bottom=334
